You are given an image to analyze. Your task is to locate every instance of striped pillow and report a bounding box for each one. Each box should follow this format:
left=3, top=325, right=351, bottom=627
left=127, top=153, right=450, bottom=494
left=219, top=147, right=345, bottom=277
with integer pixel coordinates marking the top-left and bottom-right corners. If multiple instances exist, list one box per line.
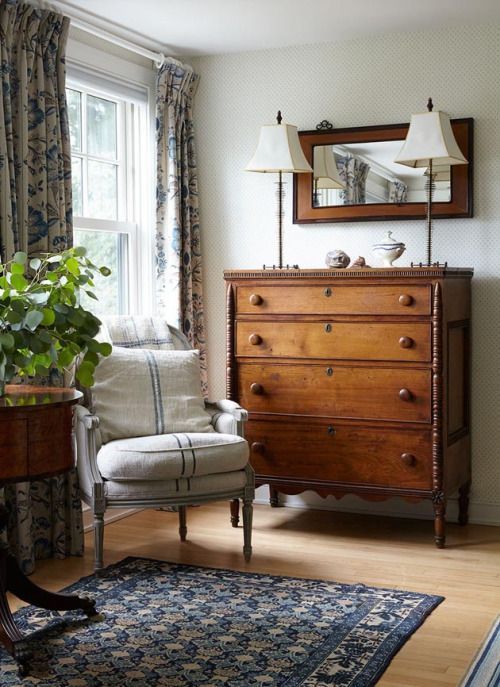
left=92, top=347, right=212, bottom=443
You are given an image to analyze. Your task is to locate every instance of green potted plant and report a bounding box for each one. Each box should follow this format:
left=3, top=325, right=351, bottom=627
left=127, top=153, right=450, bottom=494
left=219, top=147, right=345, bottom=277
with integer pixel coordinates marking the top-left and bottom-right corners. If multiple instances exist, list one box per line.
left=0, top=247, right=112, bottom=396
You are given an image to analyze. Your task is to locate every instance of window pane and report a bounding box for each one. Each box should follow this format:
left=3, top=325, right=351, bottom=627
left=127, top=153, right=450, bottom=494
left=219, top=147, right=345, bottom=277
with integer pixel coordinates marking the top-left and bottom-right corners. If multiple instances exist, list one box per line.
left=87, top=95, right=117, bottom=160
left=87, top=160, right=118, bottom=220
left=74, top=229, right=126, bottom=316
left=71, top=156, right=83, bottom=216
left=67, top=89, right=82, bottom=151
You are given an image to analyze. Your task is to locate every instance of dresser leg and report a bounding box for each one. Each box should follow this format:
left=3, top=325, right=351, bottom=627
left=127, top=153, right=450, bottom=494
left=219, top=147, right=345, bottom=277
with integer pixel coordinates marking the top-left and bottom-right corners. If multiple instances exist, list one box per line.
left=432, top=491, right=446, bottom=548
left=269, top=487, right=281, bottom=508
left=230, top=498, right=240, bottom=527
left=458, top=480, right=471, bottom=526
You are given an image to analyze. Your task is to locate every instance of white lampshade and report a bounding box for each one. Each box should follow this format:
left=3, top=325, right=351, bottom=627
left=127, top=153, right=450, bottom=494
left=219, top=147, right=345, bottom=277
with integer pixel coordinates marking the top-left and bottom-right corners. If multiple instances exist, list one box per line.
left=246, top=121, right=312, bottom=173
left=313, top=146, right=345, bottom=189
left=394, top=110, right=467, bottom=168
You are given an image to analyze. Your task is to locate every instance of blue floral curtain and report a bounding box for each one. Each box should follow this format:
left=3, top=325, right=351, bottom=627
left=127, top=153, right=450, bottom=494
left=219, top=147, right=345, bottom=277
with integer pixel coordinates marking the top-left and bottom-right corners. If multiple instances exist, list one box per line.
left=388, top=179, right=408, bottom=203
left=0, top=0, right=83, bottom=573
left=337, top=155, right=370, bottom=204
left=155, top=58, right=207, bottom=393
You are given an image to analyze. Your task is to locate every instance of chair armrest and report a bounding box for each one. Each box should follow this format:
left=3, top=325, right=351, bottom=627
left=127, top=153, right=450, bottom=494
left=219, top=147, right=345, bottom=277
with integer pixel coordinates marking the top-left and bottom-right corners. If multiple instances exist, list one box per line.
left=74, top=405, right=105, bottom=501
left=205, top=400, right=248, bottom=438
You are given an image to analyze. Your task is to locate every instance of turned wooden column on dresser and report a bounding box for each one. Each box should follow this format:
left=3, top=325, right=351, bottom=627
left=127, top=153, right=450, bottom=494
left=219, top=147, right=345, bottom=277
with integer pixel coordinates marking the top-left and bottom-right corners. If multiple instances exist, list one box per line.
left=224, top=267, right=473, bottom=547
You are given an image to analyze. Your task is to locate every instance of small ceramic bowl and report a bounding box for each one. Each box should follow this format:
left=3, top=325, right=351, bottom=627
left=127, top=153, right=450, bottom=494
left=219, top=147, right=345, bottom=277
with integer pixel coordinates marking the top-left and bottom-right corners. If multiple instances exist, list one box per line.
left=372, top=231, right=406, bottom=266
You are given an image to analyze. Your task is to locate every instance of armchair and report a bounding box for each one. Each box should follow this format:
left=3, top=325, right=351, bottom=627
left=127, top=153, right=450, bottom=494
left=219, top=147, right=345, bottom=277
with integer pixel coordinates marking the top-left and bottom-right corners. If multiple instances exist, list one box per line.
left=75, top=316, right=254, bottom=572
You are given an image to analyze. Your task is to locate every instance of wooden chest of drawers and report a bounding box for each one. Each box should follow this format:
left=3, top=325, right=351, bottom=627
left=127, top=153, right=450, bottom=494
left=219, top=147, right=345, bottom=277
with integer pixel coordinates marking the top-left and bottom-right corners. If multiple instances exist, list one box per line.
left=224, top=267, right=473, bottom=547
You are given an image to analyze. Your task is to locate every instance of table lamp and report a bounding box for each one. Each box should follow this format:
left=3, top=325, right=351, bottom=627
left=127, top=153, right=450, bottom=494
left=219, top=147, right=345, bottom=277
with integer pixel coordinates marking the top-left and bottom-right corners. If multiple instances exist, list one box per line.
left=394, top=98, right=468, bottom=266
left=313, top=145, right=345, bottom=206
left=246, top=111, right=312, bottom=269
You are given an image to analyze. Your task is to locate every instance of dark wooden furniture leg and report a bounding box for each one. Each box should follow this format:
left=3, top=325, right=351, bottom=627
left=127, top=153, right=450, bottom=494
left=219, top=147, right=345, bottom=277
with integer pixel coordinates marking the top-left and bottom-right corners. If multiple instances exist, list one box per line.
left=230, top=498, right=240, bottom=527
left=269, top=487, right=280, bottom=507
left=458, top=480, right=471, bottom=525
left=432, top=492, right=446, bottom=548
left=0, top=506, right=96, bottom=674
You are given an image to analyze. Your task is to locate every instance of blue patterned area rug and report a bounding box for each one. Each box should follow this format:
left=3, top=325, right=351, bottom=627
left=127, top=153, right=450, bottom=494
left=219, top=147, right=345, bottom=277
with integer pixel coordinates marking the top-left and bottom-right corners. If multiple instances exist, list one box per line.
left=2, top=557, right=443, bottom=686
left=460, top=616, right=500, bottom=687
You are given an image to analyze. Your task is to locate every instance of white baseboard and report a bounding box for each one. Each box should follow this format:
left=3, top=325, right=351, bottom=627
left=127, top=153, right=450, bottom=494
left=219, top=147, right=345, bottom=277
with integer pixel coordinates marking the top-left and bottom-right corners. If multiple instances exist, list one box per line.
left=254, top=486, right=500, bottom=526
left=82, top=507, right=141, bottom=533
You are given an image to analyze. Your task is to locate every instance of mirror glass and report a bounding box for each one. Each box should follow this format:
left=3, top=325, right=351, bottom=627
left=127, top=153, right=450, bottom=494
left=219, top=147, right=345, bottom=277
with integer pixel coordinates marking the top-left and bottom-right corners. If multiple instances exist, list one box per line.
left=293, top=119, right=472, bottom=224
left=313, top=141, right=451, bottom=208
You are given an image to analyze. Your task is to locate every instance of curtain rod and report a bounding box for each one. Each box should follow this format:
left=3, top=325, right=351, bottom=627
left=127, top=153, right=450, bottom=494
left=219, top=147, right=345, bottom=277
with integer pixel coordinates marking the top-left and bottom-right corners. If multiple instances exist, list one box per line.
left=69, top=16, right=166, bottom=67
left=43, top=2, right=182, bottom=68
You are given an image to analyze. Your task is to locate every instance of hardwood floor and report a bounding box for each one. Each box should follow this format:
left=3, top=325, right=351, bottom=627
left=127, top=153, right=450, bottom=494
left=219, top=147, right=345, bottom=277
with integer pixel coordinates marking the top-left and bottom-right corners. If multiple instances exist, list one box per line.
left=8, top=503, right=500, bottom=686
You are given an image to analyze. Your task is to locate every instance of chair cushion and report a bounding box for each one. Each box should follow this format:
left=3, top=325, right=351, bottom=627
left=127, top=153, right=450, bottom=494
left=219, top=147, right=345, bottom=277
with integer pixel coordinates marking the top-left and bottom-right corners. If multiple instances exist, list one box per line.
left=103, top=470, right=248, bottom=500
left=97, top=432, right=249, bottom=482
left=92, top=348, right=212, bottom=443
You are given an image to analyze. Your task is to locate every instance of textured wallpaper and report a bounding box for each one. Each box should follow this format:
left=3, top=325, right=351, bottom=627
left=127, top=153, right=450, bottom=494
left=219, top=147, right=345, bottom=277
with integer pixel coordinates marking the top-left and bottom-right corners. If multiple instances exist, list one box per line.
left=190, top=24, right=500, bottom=522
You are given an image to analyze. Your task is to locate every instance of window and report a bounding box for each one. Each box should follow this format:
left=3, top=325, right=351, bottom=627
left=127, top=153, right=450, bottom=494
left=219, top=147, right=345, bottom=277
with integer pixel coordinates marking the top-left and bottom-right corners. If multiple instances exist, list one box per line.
left=67, top=70, right=153, bottom=317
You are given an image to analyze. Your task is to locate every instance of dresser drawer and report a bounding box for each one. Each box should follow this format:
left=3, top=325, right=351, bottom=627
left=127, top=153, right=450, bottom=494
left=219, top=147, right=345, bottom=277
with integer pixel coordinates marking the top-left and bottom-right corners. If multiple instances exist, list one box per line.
left=237, top=284, right=431, bottom=316
left=236, top=321, right=431, bottom=362
left=247, top=419, right=432, bottom=489
left=238, top=363, right=431, bottom=422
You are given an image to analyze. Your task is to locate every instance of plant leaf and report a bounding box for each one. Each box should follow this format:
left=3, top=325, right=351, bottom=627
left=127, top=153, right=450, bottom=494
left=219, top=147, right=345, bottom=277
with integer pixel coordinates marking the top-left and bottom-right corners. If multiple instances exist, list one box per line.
left=11, top=262, right=25, bottom=275
left=24, top=310, right=44, bottom=331
left=5, top=310, right=23, bottom=324
left=76, top=360, right=95, bottom=388
left=97, top=342, right=112, bottom=357
left=41, top=308, right=56, bottom=325
left=10, top=274, right=28, bottom=290
left=0, top=333, right=15, bottom=350
left=65, top=257, right=80, bottom=276
left=13, top=251, right=27, bottom=265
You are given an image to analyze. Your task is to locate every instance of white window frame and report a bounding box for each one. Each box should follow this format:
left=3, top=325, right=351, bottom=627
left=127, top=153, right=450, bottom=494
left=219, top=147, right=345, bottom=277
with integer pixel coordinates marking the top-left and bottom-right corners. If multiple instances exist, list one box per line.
left=67, top=66, right=154, bottom=316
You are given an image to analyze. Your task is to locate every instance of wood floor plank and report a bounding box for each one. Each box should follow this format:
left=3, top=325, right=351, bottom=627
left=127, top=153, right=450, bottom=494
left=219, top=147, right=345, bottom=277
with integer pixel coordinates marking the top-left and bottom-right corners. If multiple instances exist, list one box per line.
left=7, top=503, right=500, bottom=685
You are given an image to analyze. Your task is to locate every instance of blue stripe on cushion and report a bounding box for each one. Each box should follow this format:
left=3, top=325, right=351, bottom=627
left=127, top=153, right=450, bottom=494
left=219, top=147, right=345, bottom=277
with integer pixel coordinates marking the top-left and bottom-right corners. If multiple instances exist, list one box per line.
left=184, top=434, right=197, bottom=476
left=171, top=434, right=186, bottom=475
left=144, top=350, right=165, bottom=434
left=117, top=337, right=173, bottom=348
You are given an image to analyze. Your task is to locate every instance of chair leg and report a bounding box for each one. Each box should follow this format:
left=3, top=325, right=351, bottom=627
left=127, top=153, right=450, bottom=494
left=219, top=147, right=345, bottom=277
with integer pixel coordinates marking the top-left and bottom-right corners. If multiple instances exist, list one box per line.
left=93, top=512, right=105, bottom=573
left=230, top=498, right=240, bottom=527
left=178, top=506, right=187, bottom=541
left=242, top=497, right=253, bottom=562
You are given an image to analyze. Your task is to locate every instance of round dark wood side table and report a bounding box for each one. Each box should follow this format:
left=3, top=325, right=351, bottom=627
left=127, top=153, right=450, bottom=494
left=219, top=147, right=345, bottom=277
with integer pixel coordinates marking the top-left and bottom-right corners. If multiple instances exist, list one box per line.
left=0, top=385, right=96, bottom=674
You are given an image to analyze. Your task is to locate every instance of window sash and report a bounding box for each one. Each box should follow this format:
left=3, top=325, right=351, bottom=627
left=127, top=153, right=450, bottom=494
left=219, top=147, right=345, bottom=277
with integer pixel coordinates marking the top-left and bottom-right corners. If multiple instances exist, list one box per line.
left=67, top=64, right=153, bottom=316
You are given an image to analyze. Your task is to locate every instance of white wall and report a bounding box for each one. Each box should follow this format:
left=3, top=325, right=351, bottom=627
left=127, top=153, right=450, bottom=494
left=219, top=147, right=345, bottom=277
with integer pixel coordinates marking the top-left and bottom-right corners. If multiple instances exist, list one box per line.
left=191, top=24, right=500, bottom=525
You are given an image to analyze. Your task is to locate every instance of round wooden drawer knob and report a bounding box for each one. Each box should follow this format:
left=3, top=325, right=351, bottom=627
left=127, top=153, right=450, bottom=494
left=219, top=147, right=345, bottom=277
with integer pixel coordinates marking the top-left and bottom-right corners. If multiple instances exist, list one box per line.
left=251, top=442, right=265, bottom=455
left=399, top=336, right=414, bottom=349
left=249, top=294, right=263, bottom=306
left=400, top=452, right=416, bottom=467
left=399, top=294, right=414, bottom=307
left=248, top=333, right=262, bottom=346
left=399, top=388, right=413, bottom=402
left=250, top=383, right=264, bottom=395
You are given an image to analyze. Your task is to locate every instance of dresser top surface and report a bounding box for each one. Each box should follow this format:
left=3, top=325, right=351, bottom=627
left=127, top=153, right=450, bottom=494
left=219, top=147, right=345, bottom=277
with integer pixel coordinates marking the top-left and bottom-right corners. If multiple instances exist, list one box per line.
left=224, top=267, right=474, bottom=280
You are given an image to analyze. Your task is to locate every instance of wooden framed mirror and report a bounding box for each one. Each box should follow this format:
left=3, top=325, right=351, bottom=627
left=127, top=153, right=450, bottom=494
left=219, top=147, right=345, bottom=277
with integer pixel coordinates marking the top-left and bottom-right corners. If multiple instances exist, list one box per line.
left=293, top=119, right=473, bottom=224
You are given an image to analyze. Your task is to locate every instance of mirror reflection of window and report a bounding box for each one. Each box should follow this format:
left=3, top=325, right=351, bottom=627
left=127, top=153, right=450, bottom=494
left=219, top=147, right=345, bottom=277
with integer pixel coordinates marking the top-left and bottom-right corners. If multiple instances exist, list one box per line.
left=311, top=141, right=451, bottom=208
